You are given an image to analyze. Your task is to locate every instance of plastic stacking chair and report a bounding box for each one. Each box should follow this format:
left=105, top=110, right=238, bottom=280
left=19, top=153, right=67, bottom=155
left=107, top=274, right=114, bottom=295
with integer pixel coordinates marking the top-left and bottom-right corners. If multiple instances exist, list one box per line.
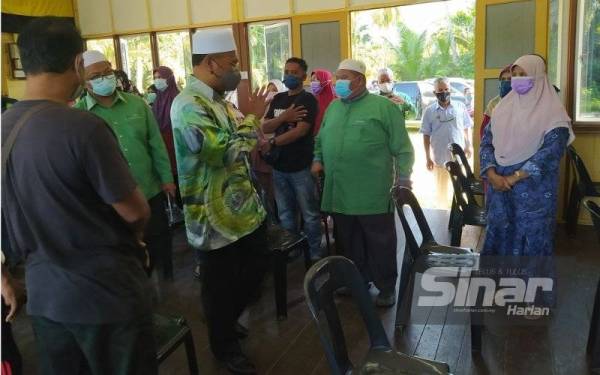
left=267, top=223, right=310, bottom=320
left=392, top=186, right=482, bottom=352
left=566, top=146, right=600, bottom=237
left=153, top=314, right=199, bottom=375
left=583, top=199, right=600, bottom=373
left=448, top=143, right=484, bottom=196
left=448, top=143, right=484, bottom=230
left=304, top=256, right=451, bottom=375
left=445, top=161, right=487, bottom=247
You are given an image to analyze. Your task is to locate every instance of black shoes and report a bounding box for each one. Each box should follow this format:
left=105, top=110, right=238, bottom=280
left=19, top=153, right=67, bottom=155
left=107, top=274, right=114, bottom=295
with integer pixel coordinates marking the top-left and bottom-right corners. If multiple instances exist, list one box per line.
left=219, top=353, right=257, bottom=375
left=234, top=322, right=249, bottom=339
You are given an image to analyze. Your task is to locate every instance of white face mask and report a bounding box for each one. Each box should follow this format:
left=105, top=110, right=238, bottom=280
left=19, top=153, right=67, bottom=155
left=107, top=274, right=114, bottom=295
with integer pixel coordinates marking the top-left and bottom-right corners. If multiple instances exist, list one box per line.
left=379, top=82, right=393, bottom=94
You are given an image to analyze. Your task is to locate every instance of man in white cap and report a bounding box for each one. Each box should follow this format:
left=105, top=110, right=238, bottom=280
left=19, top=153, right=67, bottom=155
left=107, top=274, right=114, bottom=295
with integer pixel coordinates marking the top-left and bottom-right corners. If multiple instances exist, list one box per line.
left=74, top=50, right=176, bottom=279
left=170, top=28, right=270, bottom=374
left=311, top=58, right=414, bottom=307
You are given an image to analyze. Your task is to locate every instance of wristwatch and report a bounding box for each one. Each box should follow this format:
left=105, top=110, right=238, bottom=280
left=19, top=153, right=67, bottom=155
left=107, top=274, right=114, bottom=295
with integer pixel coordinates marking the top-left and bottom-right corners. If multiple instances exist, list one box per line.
left=269, top=137, right=276, bottom=147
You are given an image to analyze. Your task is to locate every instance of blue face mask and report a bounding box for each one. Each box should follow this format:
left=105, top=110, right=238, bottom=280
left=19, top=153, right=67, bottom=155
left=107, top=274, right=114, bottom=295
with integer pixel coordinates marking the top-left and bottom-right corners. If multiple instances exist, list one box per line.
left=89, top=74, right=117, bottom=97
left=146, top=92, right=157, bottom=104
left=335, top=79, right=353, bottom=99
left=499, top=80, right=512, bottom=98
left=283, top=75, right=301, bottom=90
left=154, top=78, right=168, bottom=91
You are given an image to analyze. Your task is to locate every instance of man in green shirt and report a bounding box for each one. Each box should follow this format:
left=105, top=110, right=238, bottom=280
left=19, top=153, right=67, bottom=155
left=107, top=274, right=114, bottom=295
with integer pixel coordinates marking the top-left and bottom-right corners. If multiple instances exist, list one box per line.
left=311, top=58, right=415, bottom=307
left=76, top=50, right=175, bottom=279
left=170, top=28, right=270, bottom=374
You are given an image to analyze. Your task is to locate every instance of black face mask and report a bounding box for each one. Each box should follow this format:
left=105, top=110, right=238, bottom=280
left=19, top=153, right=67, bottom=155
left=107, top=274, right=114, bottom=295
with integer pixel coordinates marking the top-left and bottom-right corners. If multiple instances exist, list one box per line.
left=435, top=91, right=451, bottom=103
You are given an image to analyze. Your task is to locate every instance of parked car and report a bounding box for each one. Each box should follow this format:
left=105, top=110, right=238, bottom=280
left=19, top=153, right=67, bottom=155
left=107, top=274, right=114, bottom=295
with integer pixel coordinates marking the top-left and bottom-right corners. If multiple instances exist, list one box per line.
left=393, top=81, right=467, bottom=120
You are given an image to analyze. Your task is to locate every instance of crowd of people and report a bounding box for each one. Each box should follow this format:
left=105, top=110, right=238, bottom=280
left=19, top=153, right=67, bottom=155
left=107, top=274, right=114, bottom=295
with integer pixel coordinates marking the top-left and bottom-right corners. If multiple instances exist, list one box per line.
left=1, top=16, right=574, bottom=375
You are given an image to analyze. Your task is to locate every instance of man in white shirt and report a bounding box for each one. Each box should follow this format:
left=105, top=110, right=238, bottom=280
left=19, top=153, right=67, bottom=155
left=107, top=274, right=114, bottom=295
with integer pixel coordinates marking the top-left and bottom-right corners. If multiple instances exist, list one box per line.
left=420, top=77, right=473, bottom=208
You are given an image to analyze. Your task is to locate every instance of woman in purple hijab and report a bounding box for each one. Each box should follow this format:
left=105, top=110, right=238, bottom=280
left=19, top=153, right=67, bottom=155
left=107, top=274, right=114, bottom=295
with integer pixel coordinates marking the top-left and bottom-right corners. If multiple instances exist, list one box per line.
left=152, top=66, right=180, bottom=175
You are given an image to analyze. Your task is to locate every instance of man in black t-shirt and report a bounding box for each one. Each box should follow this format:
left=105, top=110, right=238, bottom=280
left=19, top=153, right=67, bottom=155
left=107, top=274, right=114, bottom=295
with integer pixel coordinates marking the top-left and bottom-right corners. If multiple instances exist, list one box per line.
left=262, top=57, right=323, bottom=260
left=1, top=17, right=156, bottom=374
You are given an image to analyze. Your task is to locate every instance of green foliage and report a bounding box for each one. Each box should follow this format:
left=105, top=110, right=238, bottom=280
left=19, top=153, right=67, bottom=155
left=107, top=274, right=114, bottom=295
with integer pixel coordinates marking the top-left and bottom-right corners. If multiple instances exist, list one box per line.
left=352, top=4, right=475, bottom=81
left=157, top=32, right=192, bottom=89
left=249, top=23, right=290, bottom=89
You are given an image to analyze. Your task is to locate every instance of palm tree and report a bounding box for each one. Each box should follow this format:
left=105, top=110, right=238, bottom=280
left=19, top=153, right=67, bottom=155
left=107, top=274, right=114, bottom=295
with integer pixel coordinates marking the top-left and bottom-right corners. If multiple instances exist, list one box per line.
left=386, top=24, right=430, bottom=81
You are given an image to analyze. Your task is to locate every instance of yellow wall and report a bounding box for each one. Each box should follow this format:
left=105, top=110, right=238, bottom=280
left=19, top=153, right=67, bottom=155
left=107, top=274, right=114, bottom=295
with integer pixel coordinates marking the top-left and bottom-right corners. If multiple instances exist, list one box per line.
left=2, top=0, right=74, bottom=17
left=1, top=33, right=26, bottom=100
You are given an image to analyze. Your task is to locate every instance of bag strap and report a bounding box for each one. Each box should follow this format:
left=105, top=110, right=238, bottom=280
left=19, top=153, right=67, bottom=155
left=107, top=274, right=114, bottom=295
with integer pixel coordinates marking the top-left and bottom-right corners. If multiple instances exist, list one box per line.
left=1, top=103, right=52, bottom=177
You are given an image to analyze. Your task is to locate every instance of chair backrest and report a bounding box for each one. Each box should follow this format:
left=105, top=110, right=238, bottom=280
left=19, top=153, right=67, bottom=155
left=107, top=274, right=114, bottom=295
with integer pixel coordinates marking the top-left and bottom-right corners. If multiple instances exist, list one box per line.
left=583, top=199, right=600, bottom=245
left=567, top=146, right=596, bottom=194
left=449, top=143, right=475, bottom=180
left=304, top=256, right=391, bottom=375
left=392, top=186, right=436, bottom=259
left=445, top=161, right=479, bottom=211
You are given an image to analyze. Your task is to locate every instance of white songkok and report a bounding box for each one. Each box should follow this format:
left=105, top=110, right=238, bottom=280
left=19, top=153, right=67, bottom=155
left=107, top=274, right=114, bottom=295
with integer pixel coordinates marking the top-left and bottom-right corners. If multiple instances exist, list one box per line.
left=192, top=28, right=237, bottom=54
left=82, top=50, right=108, bottom=68
left=337, top=59, right=366, bottom=75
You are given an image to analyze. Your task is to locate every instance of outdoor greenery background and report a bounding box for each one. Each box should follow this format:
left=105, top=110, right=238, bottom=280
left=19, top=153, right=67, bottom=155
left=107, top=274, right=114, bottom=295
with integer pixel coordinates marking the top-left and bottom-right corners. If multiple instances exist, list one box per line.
left=351, top=5, right=475, bottom=81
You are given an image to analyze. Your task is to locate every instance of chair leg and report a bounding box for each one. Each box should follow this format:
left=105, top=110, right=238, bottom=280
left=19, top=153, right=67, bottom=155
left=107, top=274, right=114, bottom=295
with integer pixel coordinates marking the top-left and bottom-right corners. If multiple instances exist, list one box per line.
left=448, top=197, right=457, bottom=231
left=566, top=183, right=581, bottom=237
left=470, top=272, right=484, bottom=353
left=183, top=330, right=199, bottom=375
left=450, top=214, right=464, bottom=247
left=395, top=271, right=416, bottom=334
left=273, top=251, right=288, bottom=320
left=588, top=280, right=600, bottom=371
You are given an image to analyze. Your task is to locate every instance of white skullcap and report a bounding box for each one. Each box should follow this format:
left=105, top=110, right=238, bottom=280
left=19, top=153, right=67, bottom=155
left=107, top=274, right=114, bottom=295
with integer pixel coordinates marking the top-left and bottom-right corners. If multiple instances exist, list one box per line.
left=378, top=67, right=394, bottom=79
left=82, top=50, right=108, bottom=68
left=337, top=59, right=366, bottom=75
left=192, top=28, right=237, bottom=54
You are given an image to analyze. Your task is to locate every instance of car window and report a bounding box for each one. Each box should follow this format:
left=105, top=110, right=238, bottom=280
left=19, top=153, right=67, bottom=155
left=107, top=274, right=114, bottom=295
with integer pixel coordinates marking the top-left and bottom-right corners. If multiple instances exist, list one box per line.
left=393, top=83, right=418, bottom=99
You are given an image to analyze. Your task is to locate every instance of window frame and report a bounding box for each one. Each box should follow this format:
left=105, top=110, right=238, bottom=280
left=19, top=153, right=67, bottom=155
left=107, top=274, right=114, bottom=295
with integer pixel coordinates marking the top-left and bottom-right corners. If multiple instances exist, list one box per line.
left=117, top=32, right=156, bottom=93
left=155, top=29, right=194, bottom=87
left=247, top=19, right=292, bottom=89
left=566, top=0, right=600, bottom=132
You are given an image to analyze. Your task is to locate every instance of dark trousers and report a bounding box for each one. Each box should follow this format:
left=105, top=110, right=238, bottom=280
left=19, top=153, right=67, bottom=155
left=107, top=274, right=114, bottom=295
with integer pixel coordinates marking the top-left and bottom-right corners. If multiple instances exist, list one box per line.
left=144, top=193, right=173, bottom=278
left=30, top=314, right=157, bottom=375
left=2, top=299, right=22, bottom=375
left=201, top=223, right=269, bottom=358
left=332, top=213, right=397, bottom=293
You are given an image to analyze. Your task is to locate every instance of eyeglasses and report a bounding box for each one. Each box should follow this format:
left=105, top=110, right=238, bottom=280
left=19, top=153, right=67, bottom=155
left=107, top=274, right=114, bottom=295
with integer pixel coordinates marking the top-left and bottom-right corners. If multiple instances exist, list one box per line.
left=88, top=72, right=114, bottom=81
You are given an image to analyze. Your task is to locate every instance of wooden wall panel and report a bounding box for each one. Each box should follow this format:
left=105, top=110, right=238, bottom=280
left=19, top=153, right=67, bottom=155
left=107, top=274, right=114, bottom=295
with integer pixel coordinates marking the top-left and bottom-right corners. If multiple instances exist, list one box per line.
left=111, top=0, right=149, bottom=32
left=190, top=0, right=232, bottom=24
left=77, top=0, right=112, bottom=36
left=149, top=0, right=188, bottom=28
left=244, top=0, right=290, bottom=19
left=294, top=0, right=345, bottom=13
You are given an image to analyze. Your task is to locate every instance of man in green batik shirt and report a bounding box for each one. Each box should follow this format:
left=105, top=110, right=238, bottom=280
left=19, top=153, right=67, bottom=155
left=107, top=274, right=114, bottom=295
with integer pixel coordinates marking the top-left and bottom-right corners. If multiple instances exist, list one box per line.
left=76, top=50, right=176, bottom=279
left=311, top=59, right=414, bottom=308
left=169, top=28, right=270, bottom=374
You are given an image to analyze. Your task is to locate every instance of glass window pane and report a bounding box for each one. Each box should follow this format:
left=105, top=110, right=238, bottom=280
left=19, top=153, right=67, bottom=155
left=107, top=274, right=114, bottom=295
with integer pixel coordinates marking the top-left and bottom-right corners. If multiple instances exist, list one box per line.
left=249, top=21, right=291, bottom=89
left=157, top=30, right=192, bottom=88
left=119, top=34, right=153, bottom=93
left=86, top=38, right=116, bottom=68
left=547, top=0, right=562, bottom=88
left=575, top=0, right=600, bottom=122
